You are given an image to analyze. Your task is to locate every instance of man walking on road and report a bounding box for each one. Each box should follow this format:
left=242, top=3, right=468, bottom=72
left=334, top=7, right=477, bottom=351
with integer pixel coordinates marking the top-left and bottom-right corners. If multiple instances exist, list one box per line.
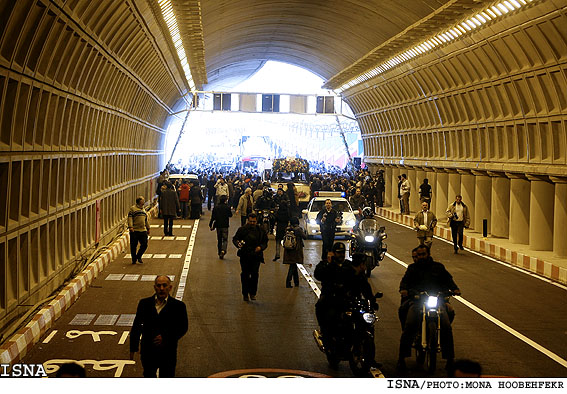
left=130, top=275, right=188, bottom=377
left=316, top=199, right=342, bottom=260
left=413, top=201, right=437, bottom=249
left=210, top=195, right=232, bottom=259
left=159, top=181, right=180, bottom=236
left=446, top=195, right=470, bottom=254
left=128, top=196, right=150, bottom=264
left=232, top=213, right=269, bottom=301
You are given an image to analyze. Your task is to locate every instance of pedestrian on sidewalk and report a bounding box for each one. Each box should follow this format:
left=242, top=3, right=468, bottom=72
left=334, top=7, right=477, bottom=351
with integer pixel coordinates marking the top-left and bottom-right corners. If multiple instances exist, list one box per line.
left=210, top=195, right=232, bottom=259
left=413, top=201, right=437, bottom=249
left=446, top=195, right=470, bottom=254
left=282, top=217, right=307, bottom=288
left=128, top=196, right=150, bottom=264
left=232, top=213, right=269, bottom=301
left=130, top=275, right=188, bottom=378
left=159, top=181, right=180, bottom=236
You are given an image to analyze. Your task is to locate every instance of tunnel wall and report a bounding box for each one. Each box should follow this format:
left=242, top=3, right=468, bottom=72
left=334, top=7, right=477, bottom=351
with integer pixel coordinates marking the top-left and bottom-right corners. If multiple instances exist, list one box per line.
left=0, top=0, right=182, bottom=331
left=346, top=1, right=567, bottom=258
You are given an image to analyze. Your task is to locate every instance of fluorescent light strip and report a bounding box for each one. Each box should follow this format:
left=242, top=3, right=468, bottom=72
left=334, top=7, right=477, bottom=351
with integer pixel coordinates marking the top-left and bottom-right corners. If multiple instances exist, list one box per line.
left=336, top=0, right=533, bottom=93
left=158, top=0, right=196, bottom=91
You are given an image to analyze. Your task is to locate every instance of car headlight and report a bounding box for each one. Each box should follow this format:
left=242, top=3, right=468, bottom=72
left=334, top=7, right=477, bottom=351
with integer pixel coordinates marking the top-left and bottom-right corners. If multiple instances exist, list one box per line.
left=362, top=312, right=376, bottom=324
left=309, top=219, right=318, bottom=225
left=364, top=235, right=375, bottom=243
left=345, top=220, right=355, bottom=226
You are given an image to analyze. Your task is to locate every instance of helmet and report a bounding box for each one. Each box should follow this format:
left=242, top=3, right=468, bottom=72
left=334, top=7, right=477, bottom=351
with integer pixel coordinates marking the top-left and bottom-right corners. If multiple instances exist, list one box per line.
left=362, top=207, right=374, bottom=218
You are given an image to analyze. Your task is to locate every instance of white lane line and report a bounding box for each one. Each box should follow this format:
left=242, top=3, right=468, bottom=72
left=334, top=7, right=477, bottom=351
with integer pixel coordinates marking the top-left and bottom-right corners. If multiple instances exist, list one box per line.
left=379, top=215, right=567, bottom=290
left=297, top=264, right=321, bottom=298
left=118, top=331, right=129, bottom=345
left=42, top=330, right=57, bottom=344
left=386, top=252, right=567, bottom=369
left=175, top=219, right=199, bottom=301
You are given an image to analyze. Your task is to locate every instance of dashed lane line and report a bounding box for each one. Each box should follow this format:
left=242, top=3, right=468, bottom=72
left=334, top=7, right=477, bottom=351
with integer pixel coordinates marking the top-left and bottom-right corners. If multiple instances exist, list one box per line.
left=175, top=219, right=199, bottom=300
left=385, top=252, right=567, bottom=370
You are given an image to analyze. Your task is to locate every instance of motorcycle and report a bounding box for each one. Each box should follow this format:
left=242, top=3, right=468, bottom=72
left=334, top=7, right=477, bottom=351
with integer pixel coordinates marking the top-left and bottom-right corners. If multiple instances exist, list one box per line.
left=255, top=209, right=274, bottom=235
left=313, top=292, right=382, bottom=377
left=413, top=291, right=453, bottom=373
left=349, top=219, right=387, bottom=277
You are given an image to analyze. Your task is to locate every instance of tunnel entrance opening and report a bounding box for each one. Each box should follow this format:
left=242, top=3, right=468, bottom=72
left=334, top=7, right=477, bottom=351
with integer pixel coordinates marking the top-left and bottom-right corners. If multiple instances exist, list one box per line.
left=163, top=61, right=363, bottom=174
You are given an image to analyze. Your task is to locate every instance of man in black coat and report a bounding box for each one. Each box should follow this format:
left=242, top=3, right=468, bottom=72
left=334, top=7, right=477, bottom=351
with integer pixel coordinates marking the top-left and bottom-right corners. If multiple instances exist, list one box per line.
left=209, top=195, right=232, bottom=259
left=232, top=213, right=269, bottom=301
left=316, top=199, right=342, bottom=260
left=130, top=275, right=188, bottom=377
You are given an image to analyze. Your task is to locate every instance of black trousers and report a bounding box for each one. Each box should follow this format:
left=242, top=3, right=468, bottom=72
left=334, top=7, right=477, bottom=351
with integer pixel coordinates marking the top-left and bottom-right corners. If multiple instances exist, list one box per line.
left=450, top=220, right=465, bottom=250
left=321, top=231, right=335, bottom=260
left=239, top=259, right=261, bottom=296
left=141, top=349, right=177, bottom=378
left=130, top=231, right=148, bottom=263
left=286, top=263, right=299, bottom=286
left=163, top=215, right=174, bottom=236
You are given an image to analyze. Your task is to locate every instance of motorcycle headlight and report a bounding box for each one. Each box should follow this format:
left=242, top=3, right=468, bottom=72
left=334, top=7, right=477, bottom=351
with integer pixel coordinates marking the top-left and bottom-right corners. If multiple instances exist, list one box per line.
left=364, top=235, right=375, bottom=243
left=427, top=296, right=438, bottom=309
left=309, top=219, right=318, bottom=225
left=381, top=233, right=387, bottom=240
left=362, top=312, right=376, bottom=324
left=345, top=220, right=355, bottom=226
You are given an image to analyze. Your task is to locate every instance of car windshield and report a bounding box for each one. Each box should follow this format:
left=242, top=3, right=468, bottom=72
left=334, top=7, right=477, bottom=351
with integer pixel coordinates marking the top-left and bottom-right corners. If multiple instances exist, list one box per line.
left=271, top=171, right=308, bottom=183
left=310, top=200, right=352, bottom=213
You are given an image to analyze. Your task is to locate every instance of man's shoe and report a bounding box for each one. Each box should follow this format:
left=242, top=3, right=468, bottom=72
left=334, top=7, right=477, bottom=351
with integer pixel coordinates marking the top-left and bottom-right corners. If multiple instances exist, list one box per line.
left=219, top=252, right=224, bottom=260
left=250, top=295, right=256, bottom=300
left=243, top=295, right=249, bottom=301
left=286, top=283, right=292, bottom=288
left=132, top=261, right=137, bottom=265
left=137, top=258, right=143, bottom=264
left=454, top=249, right=458, bottom=254
left=459, top=246, right=464, bottom=250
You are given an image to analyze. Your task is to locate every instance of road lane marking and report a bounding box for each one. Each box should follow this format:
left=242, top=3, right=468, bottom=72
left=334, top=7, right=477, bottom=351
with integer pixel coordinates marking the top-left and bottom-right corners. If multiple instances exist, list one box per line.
left=42, top=330, right=57, bottom=344
left=385, top=252, right=567, bottom=369
left=118, top=331, right=129, bottom=345
left=175, top=219, right=199, bottom=300
left=379, top=215, right=567, bottom=291
left=297, top=264, right=320, bottom=298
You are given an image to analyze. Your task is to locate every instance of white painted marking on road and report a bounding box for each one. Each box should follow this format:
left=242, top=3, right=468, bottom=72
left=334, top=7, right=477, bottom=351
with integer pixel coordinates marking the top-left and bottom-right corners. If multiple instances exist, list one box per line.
left=169, top=254, right=183, bottom=258
left=379, top=215, right=567, bottom=290
left=94, top=315, right=119, bottom=325
left=42, top=330, right=57, bottom=344
left=105, top=274, right=125, bottom=280
left=116, top=314, right=136, bottom=326
left=163, top=236, right=175, bottom=240
left=118, top=331, right=129, bottom=345
left=140, top=275, right=157, bottom=281
left=69, top=314, right=96, bottom=325
left=173, top=225, right=181, bottom=228
left=43, top=359, right=135, bottom=377
left=66, top=330, right=117, bottom=342
left=153, top=254, right=167, bottom=258
left=122, top=274, right=139, bottom=281
left=297, top=264, right=320, bottom=298
left=175, top=219, right=199, bottom=300
left=386, top=251, right=567, bottom=369
left=150, top=225, right=160, bottom=228
left=182, top=225, right=192, bottom=228
left=176, top=236, right=187, bottom=241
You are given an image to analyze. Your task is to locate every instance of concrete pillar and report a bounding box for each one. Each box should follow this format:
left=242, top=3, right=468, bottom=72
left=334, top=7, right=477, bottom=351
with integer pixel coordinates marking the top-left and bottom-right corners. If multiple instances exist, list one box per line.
left=507, top=174, right=530, bottom=245
left=473, top=172, right=491, bottom=234
left=489, top=172, right=510, bottom=238
left=550, top=177, right=567, bottom=257
left=408, top=168, right=420, bottom=214
left=434, top=171, right=448, bottom=221
left=384, top=166, right=392, bottom=207
left=528, top=176, right=554, bottom=251
left=392, top=167, right=400, bottom=212
left=447, top=172, right=461, bottom=202
left=459, top=171, right=475, bottom=230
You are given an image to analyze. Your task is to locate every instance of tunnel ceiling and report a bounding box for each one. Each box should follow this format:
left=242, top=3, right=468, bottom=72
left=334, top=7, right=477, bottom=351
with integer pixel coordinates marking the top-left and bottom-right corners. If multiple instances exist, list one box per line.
left=197, top=0, right=455, bottom=89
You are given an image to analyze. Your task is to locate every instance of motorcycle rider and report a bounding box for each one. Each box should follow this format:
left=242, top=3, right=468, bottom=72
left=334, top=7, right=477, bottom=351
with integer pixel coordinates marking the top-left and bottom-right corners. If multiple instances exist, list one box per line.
left=254, top=188, right=276, bottom=231
left=314, top=242, right=351, bottom=345
left=397, top=244, right=461, bottom=372
left=349, top=188, right=367, bottom=219
left=316, top=199, right=342, bottom=260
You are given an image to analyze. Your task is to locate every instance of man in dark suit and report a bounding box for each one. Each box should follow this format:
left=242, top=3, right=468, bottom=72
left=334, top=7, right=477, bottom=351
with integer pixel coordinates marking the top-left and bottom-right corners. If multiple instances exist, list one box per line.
left=130, top=275, right=188, bottom=377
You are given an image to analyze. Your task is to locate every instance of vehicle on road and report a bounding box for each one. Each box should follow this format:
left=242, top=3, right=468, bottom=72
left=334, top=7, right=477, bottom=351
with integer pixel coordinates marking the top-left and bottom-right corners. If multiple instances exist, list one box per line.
left=301, top=191, right=358, bottom=238
left=269, top=157, right=310, bottom=208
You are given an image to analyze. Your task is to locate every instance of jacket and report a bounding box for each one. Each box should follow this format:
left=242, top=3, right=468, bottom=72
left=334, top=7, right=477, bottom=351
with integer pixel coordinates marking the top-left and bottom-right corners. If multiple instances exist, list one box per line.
left=210, top=203, right=232, bottom=229
left=232, top=224, right=269, bottom=263
left=446, top=202, right=470, bottom=227
left=413, top=210, right=437, bottom=237
left=190, top=185, right=202, bottom=204
left=128, top=205, right=149, bottom=232
left=160, top=188, right=180, bottom=216
left=178, top=183, right=190, bottom=202
left=399, top=257, right=459, bottom=295
left=237, top=194, right=254, bottom=216
left=282, top=225, right=307, bottom=264
left=316, top=208, right=341, bottom=234
left=130, top=295, right=188, bottom=356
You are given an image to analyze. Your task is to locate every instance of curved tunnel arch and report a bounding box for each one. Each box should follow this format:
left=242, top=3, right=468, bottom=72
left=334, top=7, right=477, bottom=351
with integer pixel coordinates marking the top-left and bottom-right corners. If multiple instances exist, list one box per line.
left=0, top=0, right=566, bottom=330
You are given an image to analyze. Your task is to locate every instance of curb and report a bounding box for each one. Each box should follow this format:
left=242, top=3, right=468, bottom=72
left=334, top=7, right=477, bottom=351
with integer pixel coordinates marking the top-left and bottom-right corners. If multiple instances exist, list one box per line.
left=0, top=205, right=158, bottom=365
left=377, top=208, right=567, bottom=285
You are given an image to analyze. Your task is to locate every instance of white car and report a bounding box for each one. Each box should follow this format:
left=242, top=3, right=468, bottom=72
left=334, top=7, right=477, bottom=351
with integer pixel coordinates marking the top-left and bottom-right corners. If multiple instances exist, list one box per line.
left=301, top=191, right=359, bottom=238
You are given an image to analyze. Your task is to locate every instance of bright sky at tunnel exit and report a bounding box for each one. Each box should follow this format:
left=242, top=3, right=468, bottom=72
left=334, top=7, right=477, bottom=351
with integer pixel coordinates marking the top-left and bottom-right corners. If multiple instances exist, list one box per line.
left=164, top=61, right=363, bottom=169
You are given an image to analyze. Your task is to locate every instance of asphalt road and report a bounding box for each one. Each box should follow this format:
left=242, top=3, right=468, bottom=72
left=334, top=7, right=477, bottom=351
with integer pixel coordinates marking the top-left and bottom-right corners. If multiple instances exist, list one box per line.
left=21, top=209, right=567, bottom=378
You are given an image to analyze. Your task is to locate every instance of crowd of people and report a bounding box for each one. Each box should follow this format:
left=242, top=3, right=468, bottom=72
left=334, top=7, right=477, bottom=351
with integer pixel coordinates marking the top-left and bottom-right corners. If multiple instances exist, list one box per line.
left=125, top=164, right=478, bottom=378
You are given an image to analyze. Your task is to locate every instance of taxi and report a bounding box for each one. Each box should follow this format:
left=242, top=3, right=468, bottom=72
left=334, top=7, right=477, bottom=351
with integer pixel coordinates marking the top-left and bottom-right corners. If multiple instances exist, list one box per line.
left=301, top=191, right=359, bottom=238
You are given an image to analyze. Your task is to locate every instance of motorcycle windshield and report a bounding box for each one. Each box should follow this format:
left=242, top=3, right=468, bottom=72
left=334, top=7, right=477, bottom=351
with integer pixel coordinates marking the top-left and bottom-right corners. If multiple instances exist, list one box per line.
left=359, top=219, right=379, bottom=233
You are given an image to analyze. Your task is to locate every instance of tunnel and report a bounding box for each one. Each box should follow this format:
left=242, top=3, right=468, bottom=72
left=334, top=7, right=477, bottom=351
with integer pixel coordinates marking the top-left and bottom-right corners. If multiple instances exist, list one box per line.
left=0, top=0, right=566, bottom=373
